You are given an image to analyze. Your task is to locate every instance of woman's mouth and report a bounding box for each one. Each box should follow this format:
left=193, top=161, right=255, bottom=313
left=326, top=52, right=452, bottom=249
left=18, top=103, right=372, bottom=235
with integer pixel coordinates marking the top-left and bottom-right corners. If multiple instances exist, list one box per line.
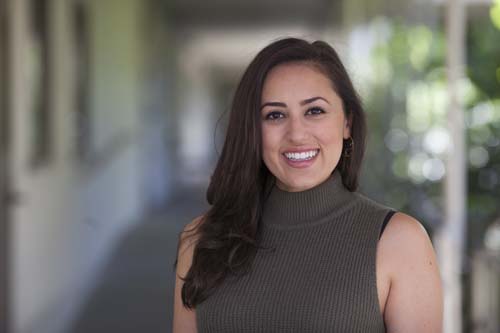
left=282, top=149, right=319, bottom=168
left=283, top=149, right=319, bottom=161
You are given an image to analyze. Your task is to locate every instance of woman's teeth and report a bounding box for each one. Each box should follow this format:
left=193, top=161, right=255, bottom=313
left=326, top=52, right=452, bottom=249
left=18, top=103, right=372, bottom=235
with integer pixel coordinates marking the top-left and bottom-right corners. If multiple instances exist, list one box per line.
left=283, top=149, right=319, bottom=161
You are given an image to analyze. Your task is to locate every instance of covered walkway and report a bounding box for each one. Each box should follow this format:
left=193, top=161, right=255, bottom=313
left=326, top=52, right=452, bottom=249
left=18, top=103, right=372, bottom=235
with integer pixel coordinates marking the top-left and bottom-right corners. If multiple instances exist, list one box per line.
left=70, top=188, right=208, bottom=333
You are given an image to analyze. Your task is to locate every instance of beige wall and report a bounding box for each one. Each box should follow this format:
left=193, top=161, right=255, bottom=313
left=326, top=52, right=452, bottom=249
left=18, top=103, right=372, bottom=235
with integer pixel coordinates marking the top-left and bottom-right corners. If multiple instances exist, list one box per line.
left=7, top=0, right=163, bottom=332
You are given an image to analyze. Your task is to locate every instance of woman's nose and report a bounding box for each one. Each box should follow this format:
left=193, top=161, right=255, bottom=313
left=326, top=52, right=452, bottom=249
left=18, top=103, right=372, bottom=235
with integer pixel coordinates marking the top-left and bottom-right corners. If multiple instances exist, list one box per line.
left=286, top=115, right=310, bottom=144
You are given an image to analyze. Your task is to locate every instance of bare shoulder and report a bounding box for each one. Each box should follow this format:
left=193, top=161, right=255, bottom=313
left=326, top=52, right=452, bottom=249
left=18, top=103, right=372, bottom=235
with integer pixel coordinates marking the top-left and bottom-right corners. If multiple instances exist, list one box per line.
left=379, top=212, right=443, bottom=332
left=379, top=212, right=439, bottom=279
left=177, top=215, right=205, bottom=255
left=380, top=212, right=431, bottom=249
left=185, top=214, right=205, bottom=234
left=188, top=214, right=205, bottom=229
left=173, top=214, right=206, bottom=333
left=175, top=214, right=205, bottom=278
left=175, top=215, right=205, bottom=278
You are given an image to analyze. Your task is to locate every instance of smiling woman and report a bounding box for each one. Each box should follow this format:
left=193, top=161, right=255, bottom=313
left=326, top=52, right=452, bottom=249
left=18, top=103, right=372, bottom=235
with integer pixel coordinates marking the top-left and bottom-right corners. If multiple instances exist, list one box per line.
left=173, top=37, right=443, bottom=333
left=260, top=63, right=351, bottom=192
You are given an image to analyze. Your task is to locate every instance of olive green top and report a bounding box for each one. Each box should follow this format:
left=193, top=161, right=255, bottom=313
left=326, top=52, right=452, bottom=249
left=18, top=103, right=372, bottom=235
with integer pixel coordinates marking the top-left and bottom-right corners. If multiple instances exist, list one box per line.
left=196, top=169, right=394, bottom=332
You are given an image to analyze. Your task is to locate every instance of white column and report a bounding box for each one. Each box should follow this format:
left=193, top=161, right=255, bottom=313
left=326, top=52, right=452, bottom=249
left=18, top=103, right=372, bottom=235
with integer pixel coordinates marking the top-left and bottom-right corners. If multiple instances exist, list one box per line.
left=434, top=0, right=467, bottom=332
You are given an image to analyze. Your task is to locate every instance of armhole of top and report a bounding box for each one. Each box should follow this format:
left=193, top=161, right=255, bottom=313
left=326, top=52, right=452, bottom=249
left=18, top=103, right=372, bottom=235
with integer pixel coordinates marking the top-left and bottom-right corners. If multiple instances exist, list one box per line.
left=379, top=210, right=396, bottom=240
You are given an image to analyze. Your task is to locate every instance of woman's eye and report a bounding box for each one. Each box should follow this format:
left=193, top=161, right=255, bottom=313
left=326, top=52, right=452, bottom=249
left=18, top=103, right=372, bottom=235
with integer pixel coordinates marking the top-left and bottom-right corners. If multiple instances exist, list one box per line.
left=306, top=107, right=325, bottom=116
left=265, top=111, right=284, bottom=121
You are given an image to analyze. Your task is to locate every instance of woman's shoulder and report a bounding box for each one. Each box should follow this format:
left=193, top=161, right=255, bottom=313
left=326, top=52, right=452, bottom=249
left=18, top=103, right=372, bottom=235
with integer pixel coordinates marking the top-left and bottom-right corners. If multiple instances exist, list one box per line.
left=185, top=214, right=205, bottom=232
left=178, top=214, right=206, bottom=250
left=173, top=215, right=206, bottom=332
left=381, top=212, right=432, bottom=250
left=379, top=212, right=443, bottom=331
left=378, top=211, right=440, bottom=285
left=379, top=212, right=435, bottom=265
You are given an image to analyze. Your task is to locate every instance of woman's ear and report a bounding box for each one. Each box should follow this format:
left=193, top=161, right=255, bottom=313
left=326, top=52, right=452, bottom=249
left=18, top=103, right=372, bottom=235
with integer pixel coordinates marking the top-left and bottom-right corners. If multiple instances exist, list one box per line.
left=343, top=113, right=352, bottom=139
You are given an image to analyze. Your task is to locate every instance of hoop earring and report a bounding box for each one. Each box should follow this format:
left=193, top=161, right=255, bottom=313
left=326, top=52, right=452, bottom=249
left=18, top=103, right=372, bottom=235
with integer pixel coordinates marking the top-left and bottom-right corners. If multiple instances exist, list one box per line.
left=343, top=137, right=354, bottom=158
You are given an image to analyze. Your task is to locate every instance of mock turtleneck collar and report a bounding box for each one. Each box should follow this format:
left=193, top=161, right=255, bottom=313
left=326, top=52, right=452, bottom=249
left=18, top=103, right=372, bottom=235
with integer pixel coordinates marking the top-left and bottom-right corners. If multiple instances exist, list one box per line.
left=261, top=169, right=356, bottom=228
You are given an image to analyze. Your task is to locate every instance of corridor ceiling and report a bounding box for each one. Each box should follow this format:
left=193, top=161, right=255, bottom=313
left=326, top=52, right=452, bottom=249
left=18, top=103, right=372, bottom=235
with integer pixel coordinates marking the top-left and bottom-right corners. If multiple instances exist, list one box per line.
left=166, top=0, right=341, bottom=29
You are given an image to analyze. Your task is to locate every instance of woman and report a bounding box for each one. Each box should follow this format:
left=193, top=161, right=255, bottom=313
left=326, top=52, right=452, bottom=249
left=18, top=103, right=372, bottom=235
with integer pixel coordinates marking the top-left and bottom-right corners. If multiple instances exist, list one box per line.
left=173, top=37, right=443, bottom=332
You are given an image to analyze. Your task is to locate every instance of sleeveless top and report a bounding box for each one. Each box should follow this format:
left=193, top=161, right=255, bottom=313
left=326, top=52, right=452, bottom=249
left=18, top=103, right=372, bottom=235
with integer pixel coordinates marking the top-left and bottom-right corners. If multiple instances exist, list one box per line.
left=196, top=169, right=396, bottom=332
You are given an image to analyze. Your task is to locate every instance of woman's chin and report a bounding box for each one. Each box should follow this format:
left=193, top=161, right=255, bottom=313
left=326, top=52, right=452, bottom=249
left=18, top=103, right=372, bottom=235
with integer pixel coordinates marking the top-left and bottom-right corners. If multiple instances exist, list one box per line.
left=276, top=177, right=320, bottom=192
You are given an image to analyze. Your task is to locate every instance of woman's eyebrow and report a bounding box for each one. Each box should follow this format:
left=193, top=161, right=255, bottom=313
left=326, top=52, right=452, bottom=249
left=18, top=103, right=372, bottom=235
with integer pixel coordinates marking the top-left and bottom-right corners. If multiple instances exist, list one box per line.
left=260, top=96, right=330, bottom=110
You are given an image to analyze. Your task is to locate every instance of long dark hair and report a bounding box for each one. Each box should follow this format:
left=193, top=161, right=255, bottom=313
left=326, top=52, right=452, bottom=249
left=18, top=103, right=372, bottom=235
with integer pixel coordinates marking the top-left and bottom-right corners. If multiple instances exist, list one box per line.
left=174, top=37, right=367, bottom=309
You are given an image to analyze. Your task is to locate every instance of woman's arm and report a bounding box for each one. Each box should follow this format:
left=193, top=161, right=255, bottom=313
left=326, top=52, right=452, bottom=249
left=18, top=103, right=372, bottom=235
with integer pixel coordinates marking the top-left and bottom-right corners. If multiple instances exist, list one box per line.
left=381, top=212, right=444, bottom=333
left=173, top=216, right=204, bottom=333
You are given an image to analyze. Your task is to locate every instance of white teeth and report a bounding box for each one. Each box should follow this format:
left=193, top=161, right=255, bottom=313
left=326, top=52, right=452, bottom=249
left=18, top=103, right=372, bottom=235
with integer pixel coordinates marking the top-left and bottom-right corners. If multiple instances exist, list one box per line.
left=284, top=149, right=319, bottom=161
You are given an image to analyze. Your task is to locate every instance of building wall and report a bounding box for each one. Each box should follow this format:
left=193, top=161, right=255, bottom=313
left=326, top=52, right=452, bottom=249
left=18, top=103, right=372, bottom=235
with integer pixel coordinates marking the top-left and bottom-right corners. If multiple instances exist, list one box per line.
left=7, top=0, right=170, bottom=332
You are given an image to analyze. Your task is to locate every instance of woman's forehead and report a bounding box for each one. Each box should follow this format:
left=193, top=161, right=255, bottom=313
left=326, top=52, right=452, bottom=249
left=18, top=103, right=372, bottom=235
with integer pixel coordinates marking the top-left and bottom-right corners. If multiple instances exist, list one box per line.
left=261, top=63, right=340, bottom=104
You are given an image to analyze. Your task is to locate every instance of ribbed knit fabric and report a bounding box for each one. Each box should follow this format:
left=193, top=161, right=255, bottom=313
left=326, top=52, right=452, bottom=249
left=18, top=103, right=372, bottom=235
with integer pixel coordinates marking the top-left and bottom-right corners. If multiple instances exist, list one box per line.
left=196, top=169, right=394, bottom=332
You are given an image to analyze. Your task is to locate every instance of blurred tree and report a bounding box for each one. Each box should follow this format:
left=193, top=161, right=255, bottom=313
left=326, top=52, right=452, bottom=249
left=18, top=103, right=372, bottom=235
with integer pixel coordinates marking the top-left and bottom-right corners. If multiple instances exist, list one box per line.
left=466, top=12, right=500, bottom=252
left=365, top=9, right=500, bottom=245
left=363, top=7, right=500, bottom=330
left=364, top=19, right=447, bottom=233
left=491, top=0, right=500, bottom=31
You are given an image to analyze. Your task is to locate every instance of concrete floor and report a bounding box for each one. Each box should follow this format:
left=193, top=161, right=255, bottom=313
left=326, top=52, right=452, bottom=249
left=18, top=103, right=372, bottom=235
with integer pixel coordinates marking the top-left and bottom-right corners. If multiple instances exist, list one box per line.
left=70, top=186, right=209, bottom=333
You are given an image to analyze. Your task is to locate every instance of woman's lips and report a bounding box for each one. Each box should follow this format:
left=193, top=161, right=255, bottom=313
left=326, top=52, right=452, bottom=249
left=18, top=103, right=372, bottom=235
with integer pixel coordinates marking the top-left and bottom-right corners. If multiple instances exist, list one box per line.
left=282, top=149, right=319, bottom=169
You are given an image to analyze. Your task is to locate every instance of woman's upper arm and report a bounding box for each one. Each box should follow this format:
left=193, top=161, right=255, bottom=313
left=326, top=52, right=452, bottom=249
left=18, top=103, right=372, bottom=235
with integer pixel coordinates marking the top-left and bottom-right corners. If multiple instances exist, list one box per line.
left=382, top=212, right=444, bottom=333
left=173, top=216, right=204, bottom=333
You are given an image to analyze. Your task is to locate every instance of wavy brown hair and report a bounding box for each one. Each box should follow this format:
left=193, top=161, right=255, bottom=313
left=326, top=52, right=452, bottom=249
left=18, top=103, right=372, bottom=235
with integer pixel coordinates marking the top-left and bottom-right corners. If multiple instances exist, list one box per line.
left=174, top=37, right=367, bottom=309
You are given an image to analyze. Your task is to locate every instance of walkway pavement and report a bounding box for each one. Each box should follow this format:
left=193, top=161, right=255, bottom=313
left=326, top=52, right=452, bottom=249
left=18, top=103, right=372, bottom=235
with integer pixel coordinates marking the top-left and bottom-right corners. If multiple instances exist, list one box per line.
left=70, top=186, right=209, bottom=333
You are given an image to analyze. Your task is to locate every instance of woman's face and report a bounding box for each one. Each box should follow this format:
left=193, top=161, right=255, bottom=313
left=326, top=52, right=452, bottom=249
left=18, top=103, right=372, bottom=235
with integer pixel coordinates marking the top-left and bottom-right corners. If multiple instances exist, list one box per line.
left=260, top=62, right=351, bottom=192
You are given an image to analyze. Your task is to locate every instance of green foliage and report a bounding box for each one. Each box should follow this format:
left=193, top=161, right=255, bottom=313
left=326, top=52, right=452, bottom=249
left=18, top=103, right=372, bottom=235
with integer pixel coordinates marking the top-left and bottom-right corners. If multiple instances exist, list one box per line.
left=467, top=20, right=500, bottom=99
left=491, top=0, right=500, bottom=30
left=365, top=14, right=500, bottom=248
